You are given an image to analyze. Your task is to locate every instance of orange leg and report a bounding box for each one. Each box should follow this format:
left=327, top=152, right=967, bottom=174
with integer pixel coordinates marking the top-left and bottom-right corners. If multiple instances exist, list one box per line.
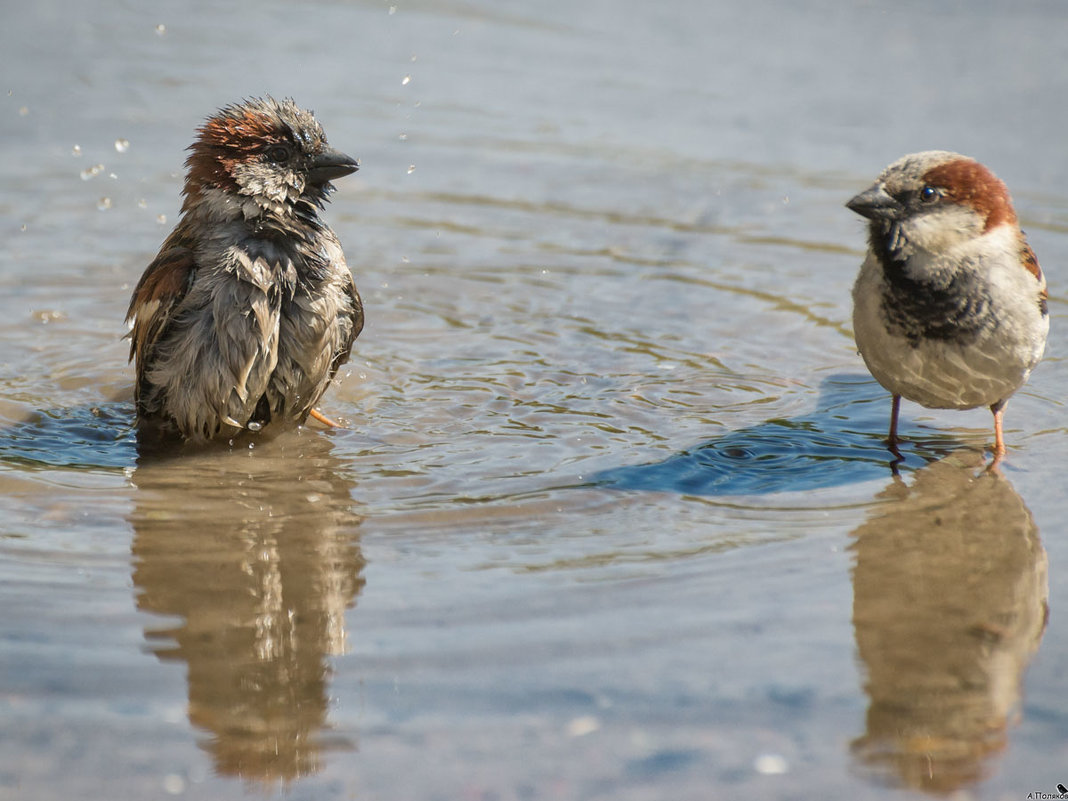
left=990, top=401, right=1006, bottom=463
left=309, top=408, right=342, bottom=428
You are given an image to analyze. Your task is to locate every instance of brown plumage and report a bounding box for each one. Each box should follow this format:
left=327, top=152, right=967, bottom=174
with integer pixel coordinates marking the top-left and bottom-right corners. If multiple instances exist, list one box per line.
left=126, top=97, right=363, bottom=443
left=848, top=151, right=1048, bottom=461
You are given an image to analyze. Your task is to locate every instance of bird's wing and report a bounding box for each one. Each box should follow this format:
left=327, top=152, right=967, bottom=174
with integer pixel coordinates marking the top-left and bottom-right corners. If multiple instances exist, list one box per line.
left=1021, top=241, right=1049, bottom=314
left=328, top=271, right=364, bottom=382
left=1021, top=242, right=1043, bottom=283
left=125, top=244, right=197, bottom=398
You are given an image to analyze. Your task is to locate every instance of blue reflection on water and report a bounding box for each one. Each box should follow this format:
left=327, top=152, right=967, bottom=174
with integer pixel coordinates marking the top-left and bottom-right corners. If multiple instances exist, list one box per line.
left=592, top=375, right=961, bottom=496
left=0, top=376, right=967, bottom=490
left=0, top=403, right=138, bottom=472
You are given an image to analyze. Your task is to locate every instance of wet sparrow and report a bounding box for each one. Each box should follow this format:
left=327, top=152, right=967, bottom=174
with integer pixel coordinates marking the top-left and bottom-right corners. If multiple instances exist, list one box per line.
left=126, top=97, right=363, bottom=443
left=848, top=151, right=1048, bottom=460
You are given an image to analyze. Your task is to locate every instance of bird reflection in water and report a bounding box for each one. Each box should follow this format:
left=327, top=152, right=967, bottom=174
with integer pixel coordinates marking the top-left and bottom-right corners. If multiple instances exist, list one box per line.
left=850, top=450, right=1048, bottom=792
left=128, top=432, right=365, bottom=783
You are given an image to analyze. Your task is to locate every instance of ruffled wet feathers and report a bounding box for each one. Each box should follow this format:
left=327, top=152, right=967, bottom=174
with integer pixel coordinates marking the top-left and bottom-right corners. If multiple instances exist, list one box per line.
left=126, top=97, right=363, bottom=444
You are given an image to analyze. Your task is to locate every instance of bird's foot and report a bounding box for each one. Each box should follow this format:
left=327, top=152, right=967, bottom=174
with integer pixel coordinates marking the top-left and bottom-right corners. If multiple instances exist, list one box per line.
left=309, top=408, right=343, bottom=428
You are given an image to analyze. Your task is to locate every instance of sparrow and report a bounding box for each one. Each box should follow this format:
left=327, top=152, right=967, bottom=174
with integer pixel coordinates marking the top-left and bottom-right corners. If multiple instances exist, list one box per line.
left=848, top=151, right=1048, bottom=460
left=126, top=97, right=363, bottom=443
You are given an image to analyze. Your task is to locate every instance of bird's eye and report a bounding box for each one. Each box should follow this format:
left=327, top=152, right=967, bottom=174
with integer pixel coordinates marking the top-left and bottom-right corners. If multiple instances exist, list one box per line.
left=919, top=185, right=939, bottom=203
left=265, top=145, right=291, bottom=162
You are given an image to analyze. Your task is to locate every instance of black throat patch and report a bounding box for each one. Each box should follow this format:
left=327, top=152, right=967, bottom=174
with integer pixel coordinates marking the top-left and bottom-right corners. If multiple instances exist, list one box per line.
left=872, top=223, right=992, bottom=347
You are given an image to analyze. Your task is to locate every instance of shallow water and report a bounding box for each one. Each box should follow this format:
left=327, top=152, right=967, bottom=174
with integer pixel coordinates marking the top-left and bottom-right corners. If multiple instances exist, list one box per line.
left=3, top=1, right=1068, bottom=799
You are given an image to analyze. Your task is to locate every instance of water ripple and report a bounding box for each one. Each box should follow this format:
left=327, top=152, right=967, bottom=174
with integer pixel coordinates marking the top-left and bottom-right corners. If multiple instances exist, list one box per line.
left=592, top=375, right=967, bottom=496
left=0, top=403, right=137, bottom=472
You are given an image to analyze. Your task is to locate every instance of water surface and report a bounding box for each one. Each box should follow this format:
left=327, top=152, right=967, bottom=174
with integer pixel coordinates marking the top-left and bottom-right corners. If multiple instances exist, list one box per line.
left=3, top=1, right=1068, bottom=799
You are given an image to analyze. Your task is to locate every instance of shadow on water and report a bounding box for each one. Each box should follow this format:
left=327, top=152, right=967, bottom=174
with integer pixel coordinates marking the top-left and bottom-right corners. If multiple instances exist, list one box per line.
left=848, top=449, right=1048, bottom=793
left=0, top=399, right=329, bottom=473
left=0, top=402, right=139, bottom=472
left=130, top=433, right=366, bottom=785
left=592, top=374, right=967, bottom=496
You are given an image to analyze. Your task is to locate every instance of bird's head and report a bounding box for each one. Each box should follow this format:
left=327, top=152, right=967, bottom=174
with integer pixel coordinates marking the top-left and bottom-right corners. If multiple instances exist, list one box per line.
left=846, top=150, right=1018, bottom=261
left=182, top=96, right=358, bottom=221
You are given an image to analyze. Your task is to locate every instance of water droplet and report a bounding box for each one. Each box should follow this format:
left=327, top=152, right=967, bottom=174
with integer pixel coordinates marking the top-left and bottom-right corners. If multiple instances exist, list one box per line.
left=20, top=223, right=26, bottom=232
left=565, top=716, right=600, bottom=737
left=407, top=164, right=415, bottom=174
left=108, top=172, right=118, bottom=179
left=17, top=106, right=28, bottom=117
left=80, top=163, right=104, bottom=181
left=155, top=23, right=166, bottom=36
left=97, top=197, right=112, bottom=211
left=114, top=138, right=130, bottom=153
left=137, top=198, right=147, bottom=208
left=398, top=132, right=408, bottom=141
left=410, top=54, right=417, bottom=62
left=156, top=214, right=167, bottom=224
left=33, top=310, right=65, bottom=324
left=71, top=144, right=82, bottom=157
left=754, top=754, right=788, bottom=775
left=401, top=74, right=411, bottom=86
left=162, top=773, right=184, bottom=794
left=247, top=421, right=263, bottom=432
left=388, top=4, right=396, bottom=13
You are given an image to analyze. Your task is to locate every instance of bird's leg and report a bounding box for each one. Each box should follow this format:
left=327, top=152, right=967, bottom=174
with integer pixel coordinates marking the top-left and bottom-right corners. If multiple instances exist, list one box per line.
left=880, top=394, right=905, bottom=465
left=990, top=400, right=1007, bottom=464
left=886, top=394, right=902, bottom=448
left=309, top=408, right=343, bottom=428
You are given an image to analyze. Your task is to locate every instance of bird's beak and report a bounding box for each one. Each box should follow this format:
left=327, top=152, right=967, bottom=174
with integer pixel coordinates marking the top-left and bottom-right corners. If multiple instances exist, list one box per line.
left=308, top=146, right=360, bottom=185
left=846, top=184, right=904, bottom=221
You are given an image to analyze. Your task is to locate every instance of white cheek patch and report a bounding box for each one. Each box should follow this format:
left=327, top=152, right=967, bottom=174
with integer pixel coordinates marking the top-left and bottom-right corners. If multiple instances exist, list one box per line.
left=230, top=161, right=265, bottom=195
left=905, top=205, right=984, bottom=253
left=231, top=161, right=301, bottom=206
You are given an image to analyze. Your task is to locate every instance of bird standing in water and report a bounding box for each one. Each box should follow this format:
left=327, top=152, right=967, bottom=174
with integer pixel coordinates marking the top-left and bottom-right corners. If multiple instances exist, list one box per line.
left=126, top=97, right=363, bottom=443
left=848, top=151, right=1048, bottom=461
